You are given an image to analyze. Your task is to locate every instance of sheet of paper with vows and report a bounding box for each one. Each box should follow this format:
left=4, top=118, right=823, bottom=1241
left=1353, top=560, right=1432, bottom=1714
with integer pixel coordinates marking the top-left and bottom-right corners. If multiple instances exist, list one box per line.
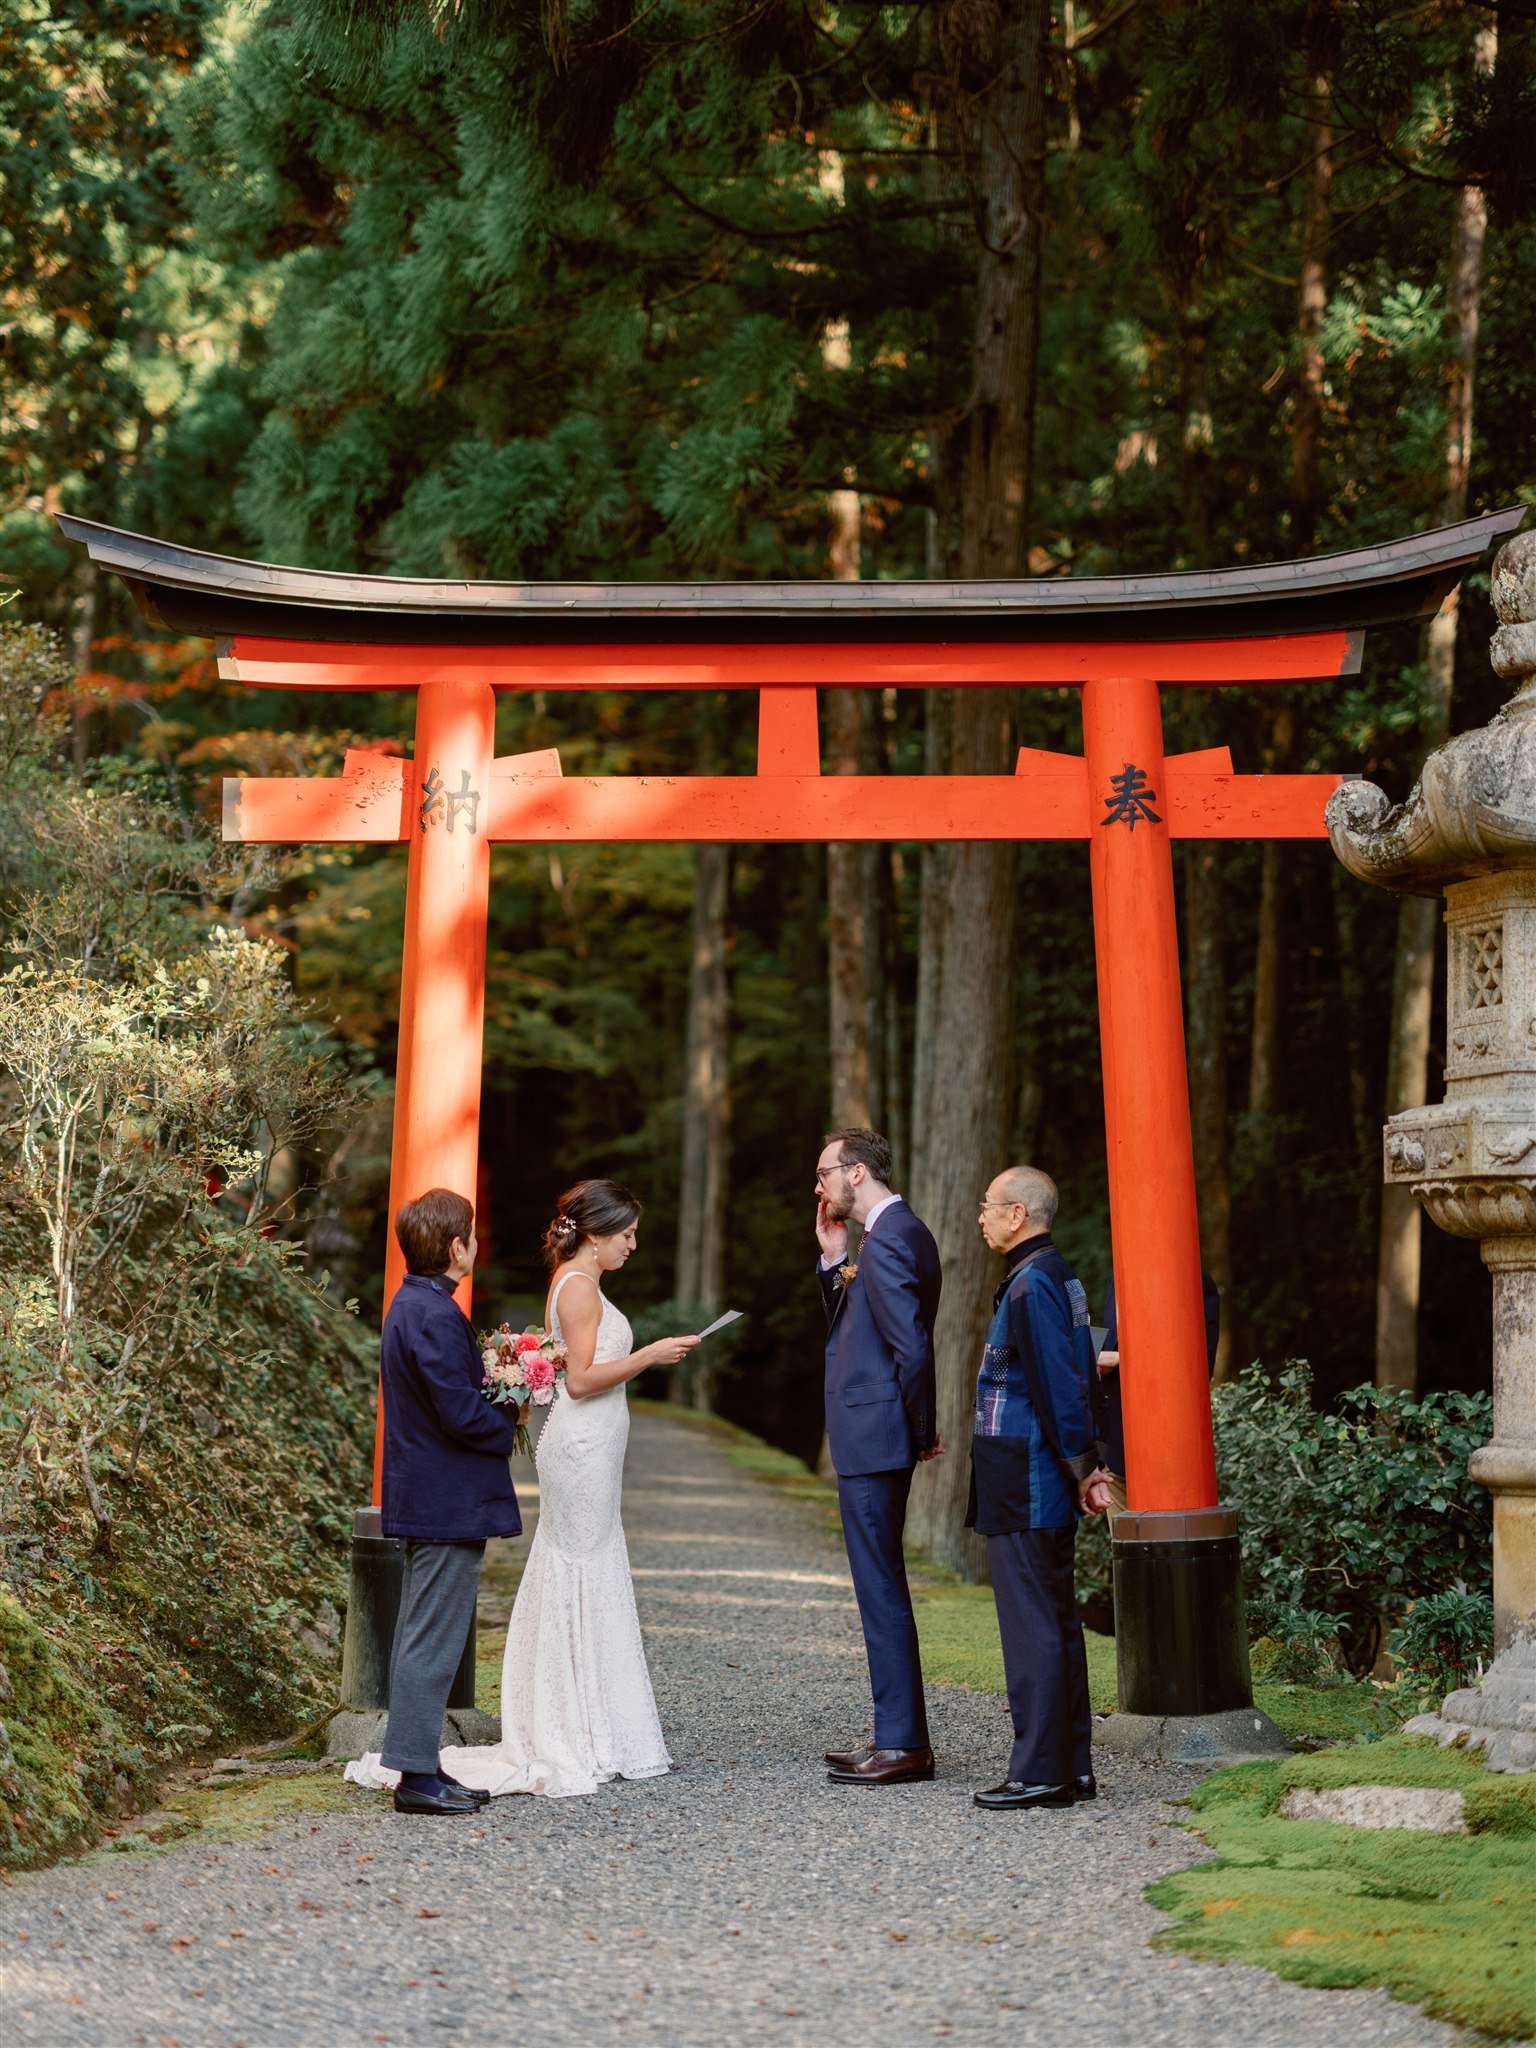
left=697, top=1310, right=744, bottom=1340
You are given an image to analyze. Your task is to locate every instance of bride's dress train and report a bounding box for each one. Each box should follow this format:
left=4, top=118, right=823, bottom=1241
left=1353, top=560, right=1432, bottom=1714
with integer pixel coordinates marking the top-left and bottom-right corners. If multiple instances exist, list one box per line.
left=345, top=1272, right=671, bottom=1799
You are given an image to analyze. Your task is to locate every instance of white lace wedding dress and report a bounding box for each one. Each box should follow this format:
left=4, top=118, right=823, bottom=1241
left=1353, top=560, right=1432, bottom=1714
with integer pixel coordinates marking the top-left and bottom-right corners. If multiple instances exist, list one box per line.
left=344, top=1270, right=672, bottom=1800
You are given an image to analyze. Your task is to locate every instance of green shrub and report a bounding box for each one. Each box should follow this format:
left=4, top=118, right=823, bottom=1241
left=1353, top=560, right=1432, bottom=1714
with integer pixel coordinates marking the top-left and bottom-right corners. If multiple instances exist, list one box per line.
left=0, top=622, right=375, bottom=1867
left=1073, top=1365, right=1492, bottom=1677
left=1387, top=1586, right=1494, bottom=1706
left=1213, top=1364, right=1490, bottom=1670
left=1246, top=1595, right=1346, bottom=1686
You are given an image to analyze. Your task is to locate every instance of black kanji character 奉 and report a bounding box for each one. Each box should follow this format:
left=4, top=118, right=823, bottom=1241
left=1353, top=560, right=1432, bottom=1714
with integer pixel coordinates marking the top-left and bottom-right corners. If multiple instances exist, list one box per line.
left=1100, top=763, right=1161, bottom=831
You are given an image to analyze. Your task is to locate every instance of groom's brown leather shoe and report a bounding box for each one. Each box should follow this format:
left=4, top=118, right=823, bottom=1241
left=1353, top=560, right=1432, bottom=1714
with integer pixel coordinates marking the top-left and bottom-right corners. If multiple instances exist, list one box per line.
left=824, top=1744, right=874, bottom=1770
left=827, top=1747, right=934, bottom=1785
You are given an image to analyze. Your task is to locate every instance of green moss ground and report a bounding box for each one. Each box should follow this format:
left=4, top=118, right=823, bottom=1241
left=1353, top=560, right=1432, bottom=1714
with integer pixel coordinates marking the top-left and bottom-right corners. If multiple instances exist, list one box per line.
left=1150, top=1738, right=1536, bottom=2040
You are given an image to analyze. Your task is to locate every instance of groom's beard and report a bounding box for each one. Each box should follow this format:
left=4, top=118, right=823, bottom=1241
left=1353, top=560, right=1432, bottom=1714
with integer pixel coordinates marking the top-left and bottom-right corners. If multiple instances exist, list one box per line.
left=825, top=1191, right=854, bottom=1224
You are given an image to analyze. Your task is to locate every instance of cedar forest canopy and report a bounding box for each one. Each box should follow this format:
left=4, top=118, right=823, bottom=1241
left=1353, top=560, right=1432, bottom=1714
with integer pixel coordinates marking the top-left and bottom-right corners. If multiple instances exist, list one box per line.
left=5, top=0, right=1534, bottom=1533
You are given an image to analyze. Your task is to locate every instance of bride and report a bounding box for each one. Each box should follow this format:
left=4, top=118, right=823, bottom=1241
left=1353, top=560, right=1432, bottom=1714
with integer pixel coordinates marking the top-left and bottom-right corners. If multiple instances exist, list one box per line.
left=434, top=1178, right=699, bottom=1798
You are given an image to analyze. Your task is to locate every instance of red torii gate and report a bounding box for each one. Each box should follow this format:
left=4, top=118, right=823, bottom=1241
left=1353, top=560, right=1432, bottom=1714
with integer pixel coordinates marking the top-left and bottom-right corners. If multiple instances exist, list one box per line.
left=60, top=508, right=1520, bottom=1735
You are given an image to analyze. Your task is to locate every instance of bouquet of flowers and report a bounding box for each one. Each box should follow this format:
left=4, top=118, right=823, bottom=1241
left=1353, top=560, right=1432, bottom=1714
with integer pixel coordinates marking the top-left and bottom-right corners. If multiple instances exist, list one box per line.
left=480, top=1322, right=568, bottom=1457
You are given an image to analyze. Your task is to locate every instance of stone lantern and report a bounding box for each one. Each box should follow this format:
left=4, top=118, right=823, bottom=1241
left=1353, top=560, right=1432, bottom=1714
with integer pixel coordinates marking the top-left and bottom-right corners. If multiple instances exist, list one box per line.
left=1327, top=531, right=1536, bottom=1772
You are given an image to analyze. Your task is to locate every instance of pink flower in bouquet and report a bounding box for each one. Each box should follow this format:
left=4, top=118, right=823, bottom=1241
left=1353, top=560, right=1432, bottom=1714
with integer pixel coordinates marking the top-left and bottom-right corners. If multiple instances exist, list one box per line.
left=531, top=1384, right=556, bottom=1408
left=522, top=1350, right=557, bottom=1394
left=513, top=1330, right=544, bottom=1355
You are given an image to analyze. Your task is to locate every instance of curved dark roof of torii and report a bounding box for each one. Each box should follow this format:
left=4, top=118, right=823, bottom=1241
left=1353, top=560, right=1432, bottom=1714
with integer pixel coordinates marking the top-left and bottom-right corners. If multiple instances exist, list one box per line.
left=55, top=508, right=1524, bottom=648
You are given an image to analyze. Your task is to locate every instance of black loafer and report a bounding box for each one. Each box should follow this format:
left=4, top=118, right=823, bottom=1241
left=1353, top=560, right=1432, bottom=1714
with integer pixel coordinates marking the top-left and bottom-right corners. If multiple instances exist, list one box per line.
left=393, top=1783, right=480, bottom=1815
left=440, top=1774, right=491, bottom=1807
left=1075, top=1774, right=1098, bottom=1801
left=972, top=1780, right=1075, bottom=1811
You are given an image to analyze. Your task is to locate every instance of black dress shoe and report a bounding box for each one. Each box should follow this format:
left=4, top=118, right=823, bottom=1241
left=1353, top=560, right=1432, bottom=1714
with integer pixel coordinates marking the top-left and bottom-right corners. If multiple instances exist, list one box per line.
left=824, top=1745, right=875, bottom=1770
left=393, top=1783, right=480, bottom=1815
left=440, top=1774, right=491, bottom=1807
left=1075, top=1774, right=1098, bottom=1801
left=827, top=1747, right=935, bottom=1786
left=972, top=1780, right=1075, bottom=1811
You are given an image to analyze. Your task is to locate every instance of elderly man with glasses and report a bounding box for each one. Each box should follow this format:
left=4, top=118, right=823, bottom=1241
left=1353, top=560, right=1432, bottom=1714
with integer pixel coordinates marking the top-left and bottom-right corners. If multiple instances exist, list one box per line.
left=969, top=1166, right=1113, bottom=1811
left=814, top=1127, right=943, bottom=1786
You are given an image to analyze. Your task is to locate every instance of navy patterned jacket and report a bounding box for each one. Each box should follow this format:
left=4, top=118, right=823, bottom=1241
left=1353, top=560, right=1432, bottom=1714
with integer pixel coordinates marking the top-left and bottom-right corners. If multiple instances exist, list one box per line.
left=965, top=1235, right=1098, bottom=1535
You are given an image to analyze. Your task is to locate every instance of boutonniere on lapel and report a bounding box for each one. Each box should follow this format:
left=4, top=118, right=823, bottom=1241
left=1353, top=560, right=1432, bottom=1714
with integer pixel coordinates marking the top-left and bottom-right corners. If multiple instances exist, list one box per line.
left=836, top=1261, right=859, bottom=1288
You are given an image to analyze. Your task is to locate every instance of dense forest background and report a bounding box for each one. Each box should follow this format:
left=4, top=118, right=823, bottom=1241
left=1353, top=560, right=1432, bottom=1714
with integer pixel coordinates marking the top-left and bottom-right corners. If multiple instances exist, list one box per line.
left=4, top=0, right=1530, bottom=1572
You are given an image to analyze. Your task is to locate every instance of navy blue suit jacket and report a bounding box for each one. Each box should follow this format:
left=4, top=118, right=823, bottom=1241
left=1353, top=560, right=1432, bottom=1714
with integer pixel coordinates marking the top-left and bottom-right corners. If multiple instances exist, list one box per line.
left=819, top=1200, right=942, bottom=1477
left=380, top=1273, right=522, bottom=1542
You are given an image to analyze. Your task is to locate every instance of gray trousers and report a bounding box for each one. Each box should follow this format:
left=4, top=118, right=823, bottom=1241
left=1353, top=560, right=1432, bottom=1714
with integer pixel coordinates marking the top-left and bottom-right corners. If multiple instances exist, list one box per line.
left=379, top=1540, right=484, bottom=1776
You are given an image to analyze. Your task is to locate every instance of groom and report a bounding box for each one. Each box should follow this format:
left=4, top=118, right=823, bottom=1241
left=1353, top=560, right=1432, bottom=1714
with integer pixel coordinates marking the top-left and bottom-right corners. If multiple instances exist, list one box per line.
left=814, top=1128, right=943, bottom=1786
left=377, top=1188, right=523, bottom=1816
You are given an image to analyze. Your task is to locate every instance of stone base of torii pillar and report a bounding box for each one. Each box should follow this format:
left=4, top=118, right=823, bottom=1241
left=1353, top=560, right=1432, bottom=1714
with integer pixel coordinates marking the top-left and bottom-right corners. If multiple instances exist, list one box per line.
left=1328, top=529, right=1536, bottom=1774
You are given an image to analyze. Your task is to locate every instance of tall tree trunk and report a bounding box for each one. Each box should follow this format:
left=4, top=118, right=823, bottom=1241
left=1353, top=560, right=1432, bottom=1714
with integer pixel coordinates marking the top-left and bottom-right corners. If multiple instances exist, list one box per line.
left=827, top=691, right=879, bottom=1127
left=1290, top=1, right=1335, bottom=555
left=673, top=843, right=731, bottom=1409
left=1331, top=863, right=1376, bottom=1177
left=1249, top=707, right=1295, bottom=1120
left=1375, top=19, right=1494, bottom=1393
left=1175, top=309, right=1234, bottom=1377
left=824, top=434, right=889, bottom=1129
left=71, top=557, right=99, bottom=772
left=1185, top=834, right=1234, bottom=1380
left=908, top=0, right=1047, bottom=1579
left=1251, top=8, right=1334, bottom=1143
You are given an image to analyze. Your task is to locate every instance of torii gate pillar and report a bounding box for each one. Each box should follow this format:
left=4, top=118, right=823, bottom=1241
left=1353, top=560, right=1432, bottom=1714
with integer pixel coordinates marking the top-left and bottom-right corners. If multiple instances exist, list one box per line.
left=339, top=677, right=497, bottom=1726
left=1085, top=675, right=1260, bottom=1743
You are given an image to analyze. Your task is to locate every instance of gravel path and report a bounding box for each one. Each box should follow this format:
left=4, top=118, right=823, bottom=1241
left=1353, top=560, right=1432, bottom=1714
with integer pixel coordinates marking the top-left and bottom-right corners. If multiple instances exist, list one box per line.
left=0, top=1410, right=1463, bottom=2048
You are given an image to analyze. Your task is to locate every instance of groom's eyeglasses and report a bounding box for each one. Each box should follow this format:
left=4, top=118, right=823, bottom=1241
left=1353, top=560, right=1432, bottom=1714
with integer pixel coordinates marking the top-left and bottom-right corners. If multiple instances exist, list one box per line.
left=815, top=1164, right=854, bottom=1186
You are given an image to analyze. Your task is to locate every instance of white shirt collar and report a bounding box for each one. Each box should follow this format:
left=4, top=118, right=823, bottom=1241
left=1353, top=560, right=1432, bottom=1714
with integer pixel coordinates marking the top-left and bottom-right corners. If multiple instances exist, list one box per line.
left=861, top=1192, right=903, bottom=1236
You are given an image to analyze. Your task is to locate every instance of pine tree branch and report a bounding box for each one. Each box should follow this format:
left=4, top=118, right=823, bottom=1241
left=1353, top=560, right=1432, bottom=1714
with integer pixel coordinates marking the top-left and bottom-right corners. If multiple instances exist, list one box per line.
left=649, top=170, right=959, bottom=243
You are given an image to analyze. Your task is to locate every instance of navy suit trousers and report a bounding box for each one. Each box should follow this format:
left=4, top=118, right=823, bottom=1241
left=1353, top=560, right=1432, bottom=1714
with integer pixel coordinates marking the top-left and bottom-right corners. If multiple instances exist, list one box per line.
left=988, top=1527, right=1092, bottom=1785
left=837, top=1467, right=930, bottom=1750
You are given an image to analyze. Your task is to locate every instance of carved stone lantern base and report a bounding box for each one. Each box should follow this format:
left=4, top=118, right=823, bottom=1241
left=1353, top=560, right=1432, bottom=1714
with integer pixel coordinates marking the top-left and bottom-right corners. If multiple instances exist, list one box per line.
left=1405, top=1639, right=1536, bottom=1772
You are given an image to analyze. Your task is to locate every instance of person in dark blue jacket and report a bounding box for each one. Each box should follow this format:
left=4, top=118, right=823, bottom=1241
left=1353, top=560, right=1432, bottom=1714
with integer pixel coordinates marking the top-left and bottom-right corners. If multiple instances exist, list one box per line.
left=967, top=1166, right=1112, bottom=1811
left=375, top=1187, right=522, bottom=1816
left=815, top=1128, right=944, bottom=1787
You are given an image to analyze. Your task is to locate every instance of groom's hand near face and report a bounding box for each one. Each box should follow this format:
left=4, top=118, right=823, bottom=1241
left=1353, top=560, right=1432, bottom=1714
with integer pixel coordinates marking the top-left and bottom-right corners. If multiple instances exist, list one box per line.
left=815, top=1196, right=849, bottom=1265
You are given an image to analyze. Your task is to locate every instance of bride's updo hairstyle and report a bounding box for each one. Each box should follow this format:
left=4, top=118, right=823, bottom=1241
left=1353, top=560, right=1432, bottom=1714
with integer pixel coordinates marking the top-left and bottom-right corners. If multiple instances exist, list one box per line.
left=542, top=1179, right=643, bottom=1269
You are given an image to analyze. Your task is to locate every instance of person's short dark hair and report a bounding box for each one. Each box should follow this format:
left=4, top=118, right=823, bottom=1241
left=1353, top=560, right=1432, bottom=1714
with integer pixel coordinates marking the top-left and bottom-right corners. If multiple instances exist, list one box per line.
left=543, top=1178, right=644, bottom=1270
left=396, top=1188, right=473, bottom=1274
left=823, top=1127, right=894, bottom=1186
